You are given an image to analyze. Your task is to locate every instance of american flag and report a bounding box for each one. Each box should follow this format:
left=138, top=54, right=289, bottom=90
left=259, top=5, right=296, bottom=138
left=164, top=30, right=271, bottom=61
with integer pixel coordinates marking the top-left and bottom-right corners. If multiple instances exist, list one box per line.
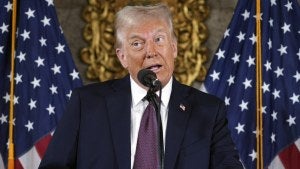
left=202, top=0, right=300, bottom=168
left=0, top=0, right=82, bottom=168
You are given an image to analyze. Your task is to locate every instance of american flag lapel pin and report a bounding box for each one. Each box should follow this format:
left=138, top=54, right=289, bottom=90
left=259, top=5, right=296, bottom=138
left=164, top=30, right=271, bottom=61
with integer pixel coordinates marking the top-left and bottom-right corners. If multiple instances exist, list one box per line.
left=179, top=104, right=186, bottom=111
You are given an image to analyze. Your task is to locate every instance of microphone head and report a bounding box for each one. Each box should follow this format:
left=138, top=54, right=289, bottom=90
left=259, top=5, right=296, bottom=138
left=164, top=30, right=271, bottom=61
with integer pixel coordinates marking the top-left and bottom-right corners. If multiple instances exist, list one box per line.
left=137, top=69, right=161, bottom=91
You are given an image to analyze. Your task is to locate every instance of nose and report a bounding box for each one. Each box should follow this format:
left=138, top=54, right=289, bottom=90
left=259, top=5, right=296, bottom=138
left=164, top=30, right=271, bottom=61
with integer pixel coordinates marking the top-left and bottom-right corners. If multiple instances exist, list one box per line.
left=145, top=41, right=157, bottom=59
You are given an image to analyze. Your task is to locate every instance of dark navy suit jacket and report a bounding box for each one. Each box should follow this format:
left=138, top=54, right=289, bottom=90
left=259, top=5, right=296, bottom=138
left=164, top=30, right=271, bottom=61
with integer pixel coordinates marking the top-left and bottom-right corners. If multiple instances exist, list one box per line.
left=39, top=75, right=243, bottom=169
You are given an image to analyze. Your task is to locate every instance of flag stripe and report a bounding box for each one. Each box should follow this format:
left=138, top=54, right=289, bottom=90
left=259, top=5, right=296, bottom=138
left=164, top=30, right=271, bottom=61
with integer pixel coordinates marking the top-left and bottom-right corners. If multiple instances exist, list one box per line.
left=278, top=142, right=300, bottom=169
left=0, top=153, right=4, bottom=169
left=15, top=159, right=24, bottom=169
left=19, top=146, right=41, bottom=169
left=268, top=156, right=285, bottom=169
left=35, top=134, right=52, bottom=158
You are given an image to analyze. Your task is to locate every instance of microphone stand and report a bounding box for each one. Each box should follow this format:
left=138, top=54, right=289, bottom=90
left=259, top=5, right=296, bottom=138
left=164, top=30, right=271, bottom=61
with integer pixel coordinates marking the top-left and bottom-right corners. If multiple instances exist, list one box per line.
left=147, top=86, right=164, bottom=169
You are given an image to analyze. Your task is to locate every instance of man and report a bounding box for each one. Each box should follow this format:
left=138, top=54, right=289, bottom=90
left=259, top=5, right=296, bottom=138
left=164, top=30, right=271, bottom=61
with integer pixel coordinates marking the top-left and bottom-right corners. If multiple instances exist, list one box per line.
left=39, top=4, right=243, bottom=169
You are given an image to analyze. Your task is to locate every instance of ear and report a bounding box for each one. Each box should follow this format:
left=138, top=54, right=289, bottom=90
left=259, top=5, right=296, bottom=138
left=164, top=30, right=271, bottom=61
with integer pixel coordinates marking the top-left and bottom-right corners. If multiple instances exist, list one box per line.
left=172, top=41, right=178, bottom=58
left=116, top=48, right=128, bottom=68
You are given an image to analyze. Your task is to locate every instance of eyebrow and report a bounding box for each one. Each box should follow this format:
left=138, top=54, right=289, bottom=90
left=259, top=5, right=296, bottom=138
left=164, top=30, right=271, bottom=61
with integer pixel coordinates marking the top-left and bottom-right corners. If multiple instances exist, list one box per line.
left=128, top=28, right=168, bottom=40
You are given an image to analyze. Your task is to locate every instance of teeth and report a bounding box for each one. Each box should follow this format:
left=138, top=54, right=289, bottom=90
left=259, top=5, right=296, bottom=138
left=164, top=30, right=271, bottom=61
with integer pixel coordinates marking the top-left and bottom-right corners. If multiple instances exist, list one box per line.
left=146, top=65, right=161, bottom=72
left=149, top=65, right=161, bottom=71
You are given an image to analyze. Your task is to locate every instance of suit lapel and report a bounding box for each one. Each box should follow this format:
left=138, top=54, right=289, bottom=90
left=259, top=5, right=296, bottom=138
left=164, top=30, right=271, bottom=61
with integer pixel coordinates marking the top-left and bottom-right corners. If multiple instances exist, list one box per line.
left=106, top=76, right=131, bottom=169
left=164, top=79, right=191, bottom=169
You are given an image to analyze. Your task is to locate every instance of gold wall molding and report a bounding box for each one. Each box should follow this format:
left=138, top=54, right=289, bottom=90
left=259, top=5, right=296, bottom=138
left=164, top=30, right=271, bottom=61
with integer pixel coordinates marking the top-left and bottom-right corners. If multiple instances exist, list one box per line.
left=81, top=0, right=209, bottom=85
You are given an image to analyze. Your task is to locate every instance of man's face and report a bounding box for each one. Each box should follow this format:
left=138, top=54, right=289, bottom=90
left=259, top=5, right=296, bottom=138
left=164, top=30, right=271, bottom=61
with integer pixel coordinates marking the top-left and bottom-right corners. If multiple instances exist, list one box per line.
left=116, top=18, right=177, bottom=88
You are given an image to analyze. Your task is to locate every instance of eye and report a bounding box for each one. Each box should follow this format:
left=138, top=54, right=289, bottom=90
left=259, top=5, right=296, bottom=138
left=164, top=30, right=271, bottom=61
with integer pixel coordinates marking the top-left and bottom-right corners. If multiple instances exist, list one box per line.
left=130, top=40, right=144, bottom=50
left=155, top=36, right=165, bottom=44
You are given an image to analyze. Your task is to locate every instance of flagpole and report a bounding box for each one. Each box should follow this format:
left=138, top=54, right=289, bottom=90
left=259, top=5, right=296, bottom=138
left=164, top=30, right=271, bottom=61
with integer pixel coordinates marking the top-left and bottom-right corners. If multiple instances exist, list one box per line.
left=255, top=0, right=263, bottom=169
left=8, top=0, right=18, bottom=168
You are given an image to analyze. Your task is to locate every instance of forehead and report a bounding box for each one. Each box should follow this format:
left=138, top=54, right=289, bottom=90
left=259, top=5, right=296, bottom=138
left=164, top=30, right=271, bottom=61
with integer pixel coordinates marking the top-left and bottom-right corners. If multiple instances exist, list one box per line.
left=126, top=18, right=170, bottom=38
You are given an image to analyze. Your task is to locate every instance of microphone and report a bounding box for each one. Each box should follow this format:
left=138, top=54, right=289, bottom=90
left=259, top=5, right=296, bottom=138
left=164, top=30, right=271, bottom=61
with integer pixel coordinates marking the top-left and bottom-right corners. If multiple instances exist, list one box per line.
left=137, top=69, right=162, bottom=91
left=138, top=69, right=164, bottom=167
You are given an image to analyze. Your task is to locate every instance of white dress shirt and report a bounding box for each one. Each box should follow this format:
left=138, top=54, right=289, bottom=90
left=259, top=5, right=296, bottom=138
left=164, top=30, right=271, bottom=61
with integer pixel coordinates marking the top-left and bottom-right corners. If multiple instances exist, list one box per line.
left=130, top=76, right=172, bottom=169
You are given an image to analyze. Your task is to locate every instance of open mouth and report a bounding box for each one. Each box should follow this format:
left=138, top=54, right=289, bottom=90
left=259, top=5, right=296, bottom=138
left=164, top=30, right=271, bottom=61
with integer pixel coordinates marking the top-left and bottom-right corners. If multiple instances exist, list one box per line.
left=146, top=64, right=162, bottom=72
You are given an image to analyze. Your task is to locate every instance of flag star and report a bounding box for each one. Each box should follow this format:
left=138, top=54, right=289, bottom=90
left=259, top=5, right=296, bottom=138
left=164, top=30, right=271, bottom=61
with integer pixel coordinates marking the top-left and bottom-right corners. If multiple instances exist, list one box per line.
left=45, top=0, right=54, bottom=6
left=271, top=111, right=277, bottom=121
left=215, top=49, right=225, bottom=60
left=0, top=22, right=9, bottom=34
left=14, top=73, right=23, bottom=84
left=235, top=123, right=245, bottom=134
left=0, top=114, right=8, bottom=124
left=236, top=31, right=245, bottom=42
left=39, top=37, right=47, bottom=46
left=25, top=121, right=34, bottom=132
left=243, top=78, right=252, bottom=89
left=253, top=13, right=263, bottom=20
left=31, top=77, right=41, bottom=89
left=227, top=75, right=235, bottom=86
left=20, top=29, right=31, bottom=41
left=25, top=8, right=35, bottom=19
left=297, top=48, right=300, bottom=60
left=46, top=104, right=55, bottom=115
left=277, top=45, right=287, bottom=56
left=272, top=89, right=280, bottom=99
left=249, top=33, right=256, bottom=45
left=271, top=133, right=276, bottom=143
left=7, top=72, right=12, bottom=80
left=4, top=1, right=12, bottom=12
left=271, top=0, right=277, bottom=6
left=66, top=90, right=72, bottom=99
left=269, top=18, right=274, bottom=27
left=70, top=69, right=80, bottom=80
left=28, top=99, right=37, bottom=110
left=264, top=60, right=272, bottom=71
left=224, top=97, right=230, bottom=106
left=241, top=10, right=250, bottom=20
left=239, top=100, right=249, bottom=111
left=13, top=96, right=19, bottom=105
left=294, top=71, right=300, bottom=82
left=289, top=93, right=299, bottom=104
left=3, top=93, right=10, bottom=103
left=51, top=64, right=61, bottom=75
left=59, top=26, right=64, bottom=34
left=249, top=150, right=257, bottom=161
left=232, top=53, right=240, bottom=64
left=16, top=51, right=26, bottom=62
left=285, top=1, right=293, bottom=11
left=262, top=106, right=267, bottom=114
left=274, top=66, right=284, bottom=77
left=286, top=115, right=296, bottom=126
left=41, top=16, right=51, bottom=27
left=262, top=82, right=270, bottom=93
left=253, top=130, right=258, bottom=136
left=224, top=28, right=230, bottom=38
left=0, top=46, right=4, bottom=53
left=11, top=118, right=16, bottom=126
left=281, top=23, right=291, bottom=34
left=210, top=70, right=220, bottom=82
left=35, top=56, right=45, bottom=67
left=267, top=38, right=272, bottom=49
left=55, top=43, right=65, bottom=54
left=49, top=84, right=58, bottom=94
left=246, top=55, right=255, bottom=67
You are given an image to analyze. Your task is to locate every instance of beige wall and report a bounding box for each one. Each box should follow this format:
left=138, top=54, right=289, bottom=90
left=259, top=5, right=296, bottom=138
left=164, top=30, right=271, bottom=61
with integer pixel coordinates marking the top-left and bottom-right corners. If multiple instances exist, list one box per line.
left=54, top=0, right=238, bottom=86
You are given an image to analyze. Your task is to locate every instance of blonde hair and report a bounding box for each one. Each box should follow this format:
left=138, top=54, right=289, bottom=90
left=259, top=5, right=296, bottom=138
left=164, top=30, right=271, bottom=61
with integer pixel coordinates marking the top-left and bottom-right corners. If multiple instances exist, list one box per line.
left=114, top=3, right=176, bottom=48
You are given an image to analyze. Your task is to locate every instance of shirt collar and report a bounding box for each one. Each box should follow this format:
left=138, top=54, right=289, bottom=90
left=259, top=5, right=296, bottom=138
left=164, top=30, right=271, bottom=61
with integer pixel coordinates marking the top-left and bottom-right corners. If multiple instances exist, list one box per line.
left=130, top=76, right=173, bottom=107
